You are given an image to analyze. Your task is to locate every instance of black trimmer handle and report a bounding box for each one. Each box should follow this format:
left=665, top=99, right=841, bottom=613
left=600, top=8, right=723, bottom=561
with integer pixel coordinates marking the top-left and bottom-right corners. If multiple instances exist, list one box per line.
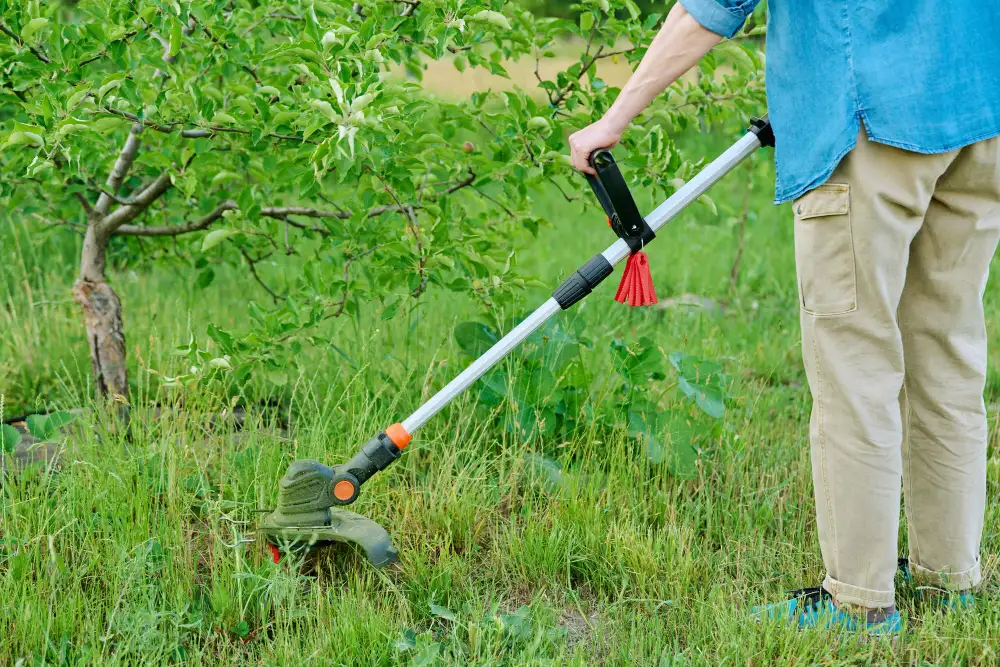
left=584, top=152, right=618, bottom=221
left=585, top=149, right=655, bottom=252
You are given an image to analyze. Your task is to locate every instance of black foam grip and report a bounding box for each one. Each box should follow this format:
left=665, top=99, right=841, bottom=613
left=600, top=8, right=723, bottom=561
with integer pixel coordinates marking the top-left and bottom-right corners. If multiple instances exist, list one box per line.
left=553, top=254, right=614, bottom=309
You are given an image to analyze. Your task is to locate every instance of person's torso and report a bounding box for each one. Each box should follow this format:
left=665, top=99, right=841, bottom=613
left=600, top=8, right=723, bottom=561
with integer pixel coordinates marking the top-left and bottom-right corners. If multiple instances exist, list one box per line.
left=765, top=1, right=1000, bottom=203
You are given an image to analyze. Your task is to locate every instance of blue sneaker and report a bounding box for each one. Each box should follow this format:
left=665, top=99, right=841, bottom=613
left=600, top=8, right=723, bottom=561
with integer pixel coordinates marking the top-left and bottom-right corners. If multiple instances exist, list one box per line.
left=898, top=558, right=975, bottom=610
left=753, top=587, right=902, bottom=636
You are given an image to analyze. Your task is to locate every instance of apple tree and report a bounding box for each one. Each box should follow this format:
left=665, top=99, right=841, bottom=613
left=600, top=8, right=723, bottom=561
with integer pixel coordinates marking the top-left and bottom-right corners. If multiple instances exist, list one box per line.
left=0, top=0, right=764, bottom=401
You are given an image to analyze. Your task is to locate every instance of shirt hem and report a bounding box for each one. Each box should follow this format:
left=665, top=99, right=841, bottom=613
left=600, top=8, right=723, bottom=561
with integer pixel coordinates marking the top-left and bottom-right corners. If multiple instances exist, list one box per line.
left=773, top=125, right=1000, bottom=204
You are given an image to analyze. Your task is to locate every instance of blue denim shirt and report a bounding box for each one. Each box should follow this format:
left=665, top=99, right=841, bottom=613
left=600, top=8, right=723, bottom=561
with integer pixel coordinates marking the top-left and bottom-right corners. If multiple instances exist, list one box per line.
left=679, top=0, right=1000, bottom=203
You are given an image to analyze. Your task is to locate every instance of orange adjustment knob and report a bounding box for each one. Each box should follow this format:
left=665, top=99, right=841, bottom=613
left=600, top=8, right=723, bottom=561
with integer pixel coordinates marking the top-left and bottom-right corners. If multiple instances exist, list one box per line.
left=385, top=423, right=412, bottom=449
left=333, top=480, right=356, bottom=501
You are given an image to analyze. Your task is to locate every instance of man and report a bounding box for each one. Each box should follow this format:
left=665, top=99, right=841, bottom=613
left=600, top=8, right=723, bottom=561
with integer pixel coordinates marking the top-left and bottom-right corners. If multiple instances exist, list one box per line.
left=570, top=1, right=1000, bottom=633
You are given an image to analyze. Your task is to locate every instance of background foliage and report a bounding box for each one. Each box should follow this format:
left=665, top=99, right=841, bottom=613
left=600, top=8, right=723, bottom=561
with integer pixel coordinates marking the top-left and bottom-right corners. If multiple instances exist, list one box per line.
left=0, top=0, right=765, bottom=398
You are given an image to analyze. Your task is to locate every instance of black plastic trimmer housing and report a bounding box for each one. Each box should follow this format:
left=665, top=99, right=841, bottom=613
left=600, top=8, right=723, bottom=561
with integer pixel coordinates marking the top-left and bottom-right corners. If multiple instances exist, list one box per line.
left=259, top=116, right=774, bottom=567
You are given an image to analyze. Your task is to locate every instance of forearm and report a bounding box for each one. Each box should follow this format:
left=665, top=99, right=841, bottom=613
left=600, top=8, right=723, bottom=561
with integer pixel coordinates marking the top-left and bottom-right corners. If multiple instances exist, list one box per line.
left=604, top=3, right=722, bottom=133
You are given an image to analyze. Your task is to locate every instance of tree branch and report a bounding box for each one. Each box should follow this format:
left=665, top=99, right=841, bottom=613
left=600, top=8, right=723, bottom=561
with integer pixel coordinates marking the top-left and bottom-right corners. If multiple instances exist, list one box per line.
left=471, top=185, right=516, bottom=218
left=179, top=125, right=319, bottom=145
left=549, top=24, right=605, bottom=108
left=73, top=192, right=95, bottom=218
left=666, top=93, right=739, bottom=114
left=259, top=199, right=425, bottom=234
left=115, top=199, right=237, bottom=236
left=32, top=212, right=86, bottom=232
left=595, top=47, right=635, bottom=60
left=240, top=249, right=285, bottom=302
left=329, top=244, right=385, bottom=318
left=379, top=178, right=428, bottom=297
left=436, top=169, right=476, bottom=196
left=94, top=123, right=143, bottom=216
left=546, top=176, right=578, bottom=203
left=99, top=107, right=319, bottom=145
left=86, top=177, right=134, bottom=206
left=99, top=172, right=173, bottom=233
left=280, top=217, right=334, bottom=236
left=260, top=206, right=348, bottom=220
left=100, top=107, right=175, bottom=132
left=0, top=21, right=52, bottom=64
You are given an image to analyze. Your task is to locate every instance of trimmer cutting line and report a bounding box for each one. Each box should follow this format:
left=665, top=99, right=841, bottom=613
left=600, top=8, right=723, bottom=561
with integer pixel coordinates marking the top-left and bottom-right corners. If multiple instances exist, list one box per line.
left=260, top=116, right=775, bottom=566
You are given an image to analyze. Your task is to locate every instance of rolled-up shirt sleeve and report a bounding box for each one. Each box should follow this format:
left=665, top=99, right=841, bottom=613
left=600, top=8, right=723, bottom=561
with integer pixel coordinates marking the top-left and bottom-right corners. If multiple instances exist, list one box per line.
left=679, top=0, right=760, bottom=39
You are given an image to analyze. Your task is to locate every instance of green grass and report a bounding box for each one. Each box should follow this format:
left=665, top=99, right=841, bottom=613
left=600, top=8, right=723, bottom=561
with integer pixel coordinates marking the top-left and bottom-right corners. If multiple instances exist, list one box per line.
left=3, top=128, right=1000, bottom=665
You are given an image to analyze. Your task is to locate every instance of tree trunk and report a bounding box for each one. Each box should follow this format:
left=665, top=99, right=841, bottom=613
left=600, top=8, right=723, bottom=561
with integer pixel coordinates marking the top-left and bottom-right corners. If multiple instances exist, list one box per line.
left=73, top=224, right=128, bottom=400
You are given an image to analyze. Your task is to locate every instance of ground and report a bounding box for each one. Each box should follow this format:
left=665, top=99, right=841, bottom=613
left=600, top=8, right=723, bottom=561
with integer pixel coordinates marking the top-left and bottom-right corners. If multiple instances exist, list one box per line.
left=2, top=50, right=1000, bottom=667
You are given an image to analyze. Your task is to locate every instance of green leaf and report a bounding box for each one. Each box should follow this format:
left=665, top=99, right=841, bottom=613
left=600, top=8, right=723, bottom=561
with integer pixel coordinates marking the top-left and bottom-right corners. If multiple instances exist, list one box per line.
left=610, top=337, right=665, bottom=385
left=229, top=620, right=250, bottom=639
left=210, top=170, right=241, bottom=187
left=0, top=424, right=20, bottom=453
left=429, top=603, right=457, bottom=622
left=169, top=19, right=182, bottom=58
left=698, top=194, right=717, bottom=217
left=97, top=79, right=122, bottom=100
left=468, top=10, right=511, bottom=31
left=21, top=18, right=49, bottom=42
left=476, top=370, right=507, bottom=407
left=195, top=268, right=215, bottom=289
left=66, top=88, right=91, bottom=111
left=668, top=352, right=730, bottom=419
left=579, top=11, right=594, bottom=32
left=309, top=99, right=338, bottom=123
left=454, top=322, right=499, bottom=357
left=524, top=452, right=563, bottom=493
left=25, top=413, right=73, bottom=441
left=26, top=415, right=49, bottom=439
left=2, top=132, right=44, bottom=150
left=267, top=369, right=287, bottom=387
left=44, top=411, right=76, bottom=434
left=201, top=229, right=239, bottom=252
left=624, top=0, right=641, bottom=20
left=350, top=93, right=375, bottom=113
left=498, top=606, right=533, bottom=641
left=380, top=301, right=400, bottom=321
left=393, top=629, right=417, bottom=652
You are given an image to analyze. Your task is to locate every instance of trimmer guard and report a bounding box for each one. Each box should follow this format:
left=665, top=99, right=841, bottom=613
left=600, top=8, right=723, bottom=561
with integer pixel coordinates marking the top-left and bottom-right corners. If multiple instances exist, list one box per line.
left=260, top=506, right=398, bottom=567
left=260, top=458, right=398, bottom=567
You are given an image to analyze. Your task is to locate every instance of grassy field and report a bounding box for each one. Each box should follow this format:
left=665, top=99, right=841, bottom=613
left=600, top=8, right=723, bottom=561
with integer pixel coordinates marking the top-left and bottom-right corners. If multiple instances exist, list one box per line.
left=3, top=120, right=1000, bottom=665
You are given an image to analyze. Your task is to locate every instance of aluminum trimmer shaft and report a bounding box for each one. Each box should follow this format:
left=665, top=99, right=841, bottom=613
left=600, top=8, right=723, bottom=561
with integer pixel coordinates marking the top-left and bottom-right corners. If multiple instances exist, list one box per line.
left=285, top=117, right=774, bottom=510
left=403, top=119, right=772, bottom=434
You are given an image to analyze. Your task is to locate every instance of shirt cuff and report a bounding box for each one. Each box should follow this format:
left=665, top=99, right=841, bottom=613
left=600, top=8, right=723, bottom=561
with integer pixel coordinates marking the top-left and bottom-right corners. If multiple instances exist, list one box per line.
left=679, top=0, right=747, bottom=39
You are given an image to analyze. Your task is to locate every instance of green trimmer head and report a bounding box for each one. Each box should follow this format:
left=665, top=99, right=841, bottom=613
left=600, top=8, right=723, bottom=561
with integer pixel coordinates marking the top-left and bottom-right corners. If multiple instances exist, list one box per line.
left=260, top=459, right=399, bottom=567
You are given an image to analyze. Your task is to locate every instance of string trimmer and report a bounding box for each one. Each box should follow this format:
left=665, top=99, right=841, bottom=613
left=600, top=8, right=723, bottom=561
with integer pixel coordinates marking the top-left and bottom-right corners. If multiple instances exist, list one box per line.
left=260, top=116, right=775, bottom=567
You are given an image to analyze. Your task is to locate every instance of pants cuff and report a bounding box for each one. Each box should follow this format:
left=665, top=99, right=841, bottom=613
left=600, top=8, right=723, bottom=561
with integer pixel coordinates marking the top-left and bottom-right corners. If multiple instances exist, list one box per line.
left=909, top=557, right=981, bottom=591
left=823, top=574, right=894, bottom=609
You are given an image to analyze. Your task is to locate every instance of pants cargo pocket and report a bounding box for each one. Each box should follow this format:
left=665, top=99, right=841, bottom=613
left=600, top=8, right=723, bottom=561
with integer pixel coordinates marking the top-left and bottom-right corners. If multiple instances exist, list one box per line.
left=793, top=183, right=857, bottom=316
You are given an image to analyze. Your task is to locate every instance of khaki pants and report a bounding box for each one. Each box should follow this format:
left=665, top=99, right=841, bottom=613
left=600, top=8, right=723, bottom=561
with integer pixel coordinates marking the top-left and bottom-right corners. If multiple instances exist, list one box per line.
left=795, top=128, right=1000, bottom=609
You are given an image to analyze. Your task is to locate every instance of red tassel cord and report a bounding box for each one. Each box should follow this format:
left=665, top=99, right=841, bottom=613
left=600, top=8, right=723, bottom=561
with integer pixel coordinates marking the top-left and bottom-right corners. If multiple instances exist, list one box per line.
left=613, top=251, right=658, bottom=306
